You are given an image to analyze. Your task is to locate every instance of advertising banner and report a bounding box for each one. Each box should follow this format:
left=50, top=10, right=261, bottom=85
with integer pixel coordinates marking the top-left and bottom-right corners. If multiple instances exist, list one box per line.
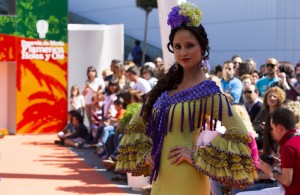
left=0, top=0, right=68, bottom=133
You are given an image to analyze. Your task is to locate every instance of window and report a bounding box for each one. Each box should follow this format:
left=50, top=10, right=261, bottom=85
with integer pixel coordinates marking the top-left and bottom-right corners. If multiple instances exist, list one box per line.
left=0, top=0, right=16, bottom=15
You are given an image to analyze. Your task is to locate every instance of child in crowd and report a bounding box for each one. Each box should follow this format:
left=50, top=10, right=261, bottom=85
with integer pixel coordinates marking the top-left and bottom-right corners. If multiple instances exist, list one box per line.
left=70, top=85, right=85, bottom=117
left=64, top=112, right=89, bottom=148
left=95, top=96, right=126, bottom=156
left=55, top=110, right=78, bottom=145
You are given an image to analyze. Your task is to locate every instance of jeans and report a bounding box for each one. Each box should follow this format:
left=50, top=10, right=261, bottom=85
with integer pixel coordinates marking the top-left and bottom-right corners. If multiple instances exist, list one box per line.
left=102, top=125, right=115, bottom=144
left=210, top=179, right=224, bottom=195
left=210, top=179, right=277, bottom=195
left=232, top=180, right=277, bottom=194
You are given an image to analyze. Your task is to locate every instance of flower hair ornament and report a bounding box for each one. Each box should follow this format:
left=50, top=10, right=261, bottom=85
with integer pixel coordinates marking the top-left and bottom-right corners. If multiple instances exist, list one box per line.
left=167, top=2, right=203, bottom=29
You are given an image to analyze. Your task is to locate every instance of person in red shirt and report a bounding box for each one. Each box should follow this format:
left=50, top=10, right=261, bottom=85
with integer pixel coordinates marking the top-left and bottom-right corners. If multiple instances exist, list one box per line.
left=259, top=107, right=300, bottom=195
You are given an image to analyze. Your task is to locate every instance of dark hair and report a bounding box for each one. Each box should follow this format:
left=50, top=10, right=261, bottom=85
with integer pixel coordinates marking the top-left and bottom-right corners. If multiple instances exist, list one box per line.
left=68, top=110, right=80, bottom=123
left=214, top=64, right=223, bottom=74
left=252, top=70, right=260, bottom=77
left=114, top=96, right=124, bottom=107
left=295, top=61, right=300, bottom=73
left=106, top=79, right=120, bottom=95
left=72, top=111, right=84, bottom=124
left=231, top=55, right=243, bottom=62
left=277, top=61, right=295, bottom=79
left=263, top=113, right=277, bottom=155
left=223, top=60, right=233, bottom=66
left=111, top=59, right=121, bottom=65
left=142, top=24, right=210, bottom=123
left=271, top=108, right=295, bottom=130
left=237, top=61, right=254, bottom=78
left=86, top=66, right=97, bottom=80
left=135, top=40, right=141, bottom=45
left=126, top=65, right=140, bottom=75
left=260, top=64, right=266, bottom=70
left=118, top=89, right=143, bottom=108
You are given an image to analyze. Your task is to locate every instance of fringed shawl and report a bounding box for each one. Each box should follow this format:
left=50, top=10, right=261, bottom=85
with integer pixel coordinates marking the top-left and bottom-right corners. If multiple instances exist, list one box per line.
left=144, top=80, right=231, bottom=183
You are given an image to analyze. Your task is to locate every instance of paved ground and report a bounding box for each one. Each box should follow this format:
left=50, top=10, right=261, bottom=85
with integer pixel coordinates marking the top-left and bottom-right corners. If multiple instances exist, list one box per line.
left=0, top=134, right=146, bottom=195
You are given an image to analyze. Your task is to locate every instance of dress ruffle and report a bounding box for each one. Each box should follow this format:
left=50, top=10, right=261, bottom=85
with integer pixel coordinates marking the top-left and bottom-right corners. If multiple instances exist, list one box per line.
left=115, top=123, right=152, bottom=176
left=192, top=130, right=258, bottom=189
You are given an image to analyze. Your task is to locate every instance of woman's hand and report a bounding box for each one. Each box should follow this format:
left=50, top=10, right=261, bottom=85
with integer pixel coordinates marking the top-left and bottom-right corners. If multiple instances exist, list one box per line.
left=145, top=153, right=154, bottom=170
left=168, top=146, right=193, bottom=165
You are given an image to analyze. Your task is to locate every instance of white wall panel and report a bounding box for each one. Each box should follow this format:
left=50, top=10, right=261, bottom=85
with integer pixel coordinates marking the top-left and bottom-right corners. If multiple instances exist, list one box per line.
left=69, top=0, right=300, bottom=69
left=68, top=24, right=123, bottom=109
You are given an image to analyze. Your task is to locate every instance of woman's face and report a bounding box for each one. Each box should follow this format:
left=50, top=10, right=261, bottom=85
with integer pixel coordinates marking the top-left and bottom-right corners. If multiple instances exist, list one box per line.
left=108, top=85, right=118, bottom=93
left=173, top=29, right=202, bottom=69
left=112, top=64, right=121, bottom=74
left=267, top=91, right=279, bottom=108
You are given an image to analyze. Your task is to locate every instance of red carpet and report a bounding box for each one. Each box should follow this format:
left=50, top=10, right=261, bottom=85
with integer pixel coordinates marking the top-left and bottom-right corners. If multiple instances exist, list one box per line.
left=0, top=134, right=128, bottom=194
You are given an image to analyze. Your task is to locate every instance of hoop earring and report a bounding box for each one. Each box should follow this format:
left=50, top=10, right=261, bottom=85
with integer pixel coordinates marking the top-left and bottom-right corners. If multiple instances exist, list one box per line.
left=201, top=60, right=211, bottom=72
left=199, top=62, right=204, bottom=69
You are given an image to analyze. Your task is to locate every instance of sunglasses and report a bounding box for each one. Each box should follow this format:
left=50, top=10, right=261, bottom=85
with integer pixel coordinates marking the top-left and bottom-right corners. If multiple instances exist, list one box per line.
left=266, top=64, right=276, bottom=68
left=88, top=69, right=96, bottom=72
left=243, top=90, right=253, bottom=94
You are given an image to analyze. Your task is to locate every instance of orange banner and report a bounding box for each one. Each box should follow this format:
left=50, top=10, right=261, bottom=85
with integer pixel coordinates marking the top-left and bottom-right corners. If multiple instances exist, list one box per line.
left=15, top=37, right=68, bottom=133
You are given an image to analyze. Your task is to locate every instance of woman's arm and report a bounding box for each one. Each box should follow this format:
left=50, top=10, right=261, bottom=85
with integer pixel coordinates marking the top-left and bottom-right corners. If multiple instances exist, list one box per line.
left=192, top=94, right=257, bottom=189
left=115, top=105, right=153, bottom=176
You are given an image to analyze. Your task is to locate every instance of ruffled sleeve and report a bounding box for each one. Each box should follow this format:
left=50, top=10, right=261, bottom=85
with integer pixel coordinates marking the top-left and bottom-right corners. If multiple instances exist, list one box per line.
left=115, top=106, right=152, bottom=176
left=192, top=94, right=258, bottom=189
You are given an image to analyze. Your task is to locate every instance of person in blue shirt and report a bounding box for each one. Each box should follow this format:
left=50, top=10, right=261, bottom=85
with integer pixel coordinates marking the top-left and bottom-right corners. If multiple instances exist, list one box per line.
left=131, top=40, right=142, bottom=66
left=221, top=60, right=243, bottom=104
left=255, top=58, right=280, bottom=97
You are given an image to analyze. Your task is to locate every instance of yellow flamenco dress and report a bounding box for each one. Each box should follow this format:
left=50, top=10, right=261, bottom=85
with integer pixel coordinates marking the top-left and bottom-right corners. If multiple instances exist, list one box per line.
left=116, top=80, right=257, bottom=195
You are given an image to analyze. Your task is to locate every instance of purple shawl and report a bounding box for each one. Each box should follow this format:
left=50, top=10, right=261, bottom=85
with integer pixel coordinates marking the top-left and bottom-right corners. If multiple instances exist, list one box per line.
left=144, top=80, right=232, bottom=183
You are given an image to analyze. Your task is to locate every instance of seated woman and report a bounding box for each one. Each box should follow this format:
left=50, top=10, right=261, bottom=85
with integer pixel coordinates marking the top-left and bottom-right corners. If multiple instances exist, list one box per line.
left=64, top=112, right=89, bottom=148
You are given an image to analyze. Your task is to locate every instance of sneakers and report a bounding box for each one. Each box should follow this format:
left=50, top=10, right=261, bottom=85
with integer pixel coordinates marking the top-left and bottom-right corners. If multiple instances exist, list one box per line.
left=102, top=158, right=116, bottom=171
left=102, top=159, right=116, bottom=166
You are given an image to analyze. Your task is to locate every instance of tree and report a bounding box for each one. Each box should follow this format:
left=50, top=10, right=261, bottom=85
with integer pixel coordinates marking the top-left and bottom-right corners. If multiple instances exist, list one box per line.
left=136, top=0, right=157, bottom=65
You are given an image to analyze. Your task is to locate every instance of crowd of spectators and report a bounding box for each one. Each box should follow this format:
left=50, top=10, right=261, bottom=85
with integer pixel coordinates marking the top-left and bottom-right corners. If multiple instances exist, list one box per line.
left=54, top=55, right=300, bottom=194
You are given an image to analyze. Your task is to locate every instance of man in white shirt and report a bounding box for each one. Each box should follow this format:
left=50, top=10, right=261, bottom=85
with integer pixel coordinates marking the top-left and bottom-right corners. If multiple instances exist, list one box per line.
left=125, top=65, right=151, bottom=94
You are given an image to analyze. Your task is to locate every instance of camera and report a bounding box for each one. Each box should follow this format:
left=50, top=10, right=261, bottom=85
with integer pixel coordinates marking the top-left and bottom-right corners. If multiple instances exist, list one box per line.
left=260, top=154, right=274, bottom=165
